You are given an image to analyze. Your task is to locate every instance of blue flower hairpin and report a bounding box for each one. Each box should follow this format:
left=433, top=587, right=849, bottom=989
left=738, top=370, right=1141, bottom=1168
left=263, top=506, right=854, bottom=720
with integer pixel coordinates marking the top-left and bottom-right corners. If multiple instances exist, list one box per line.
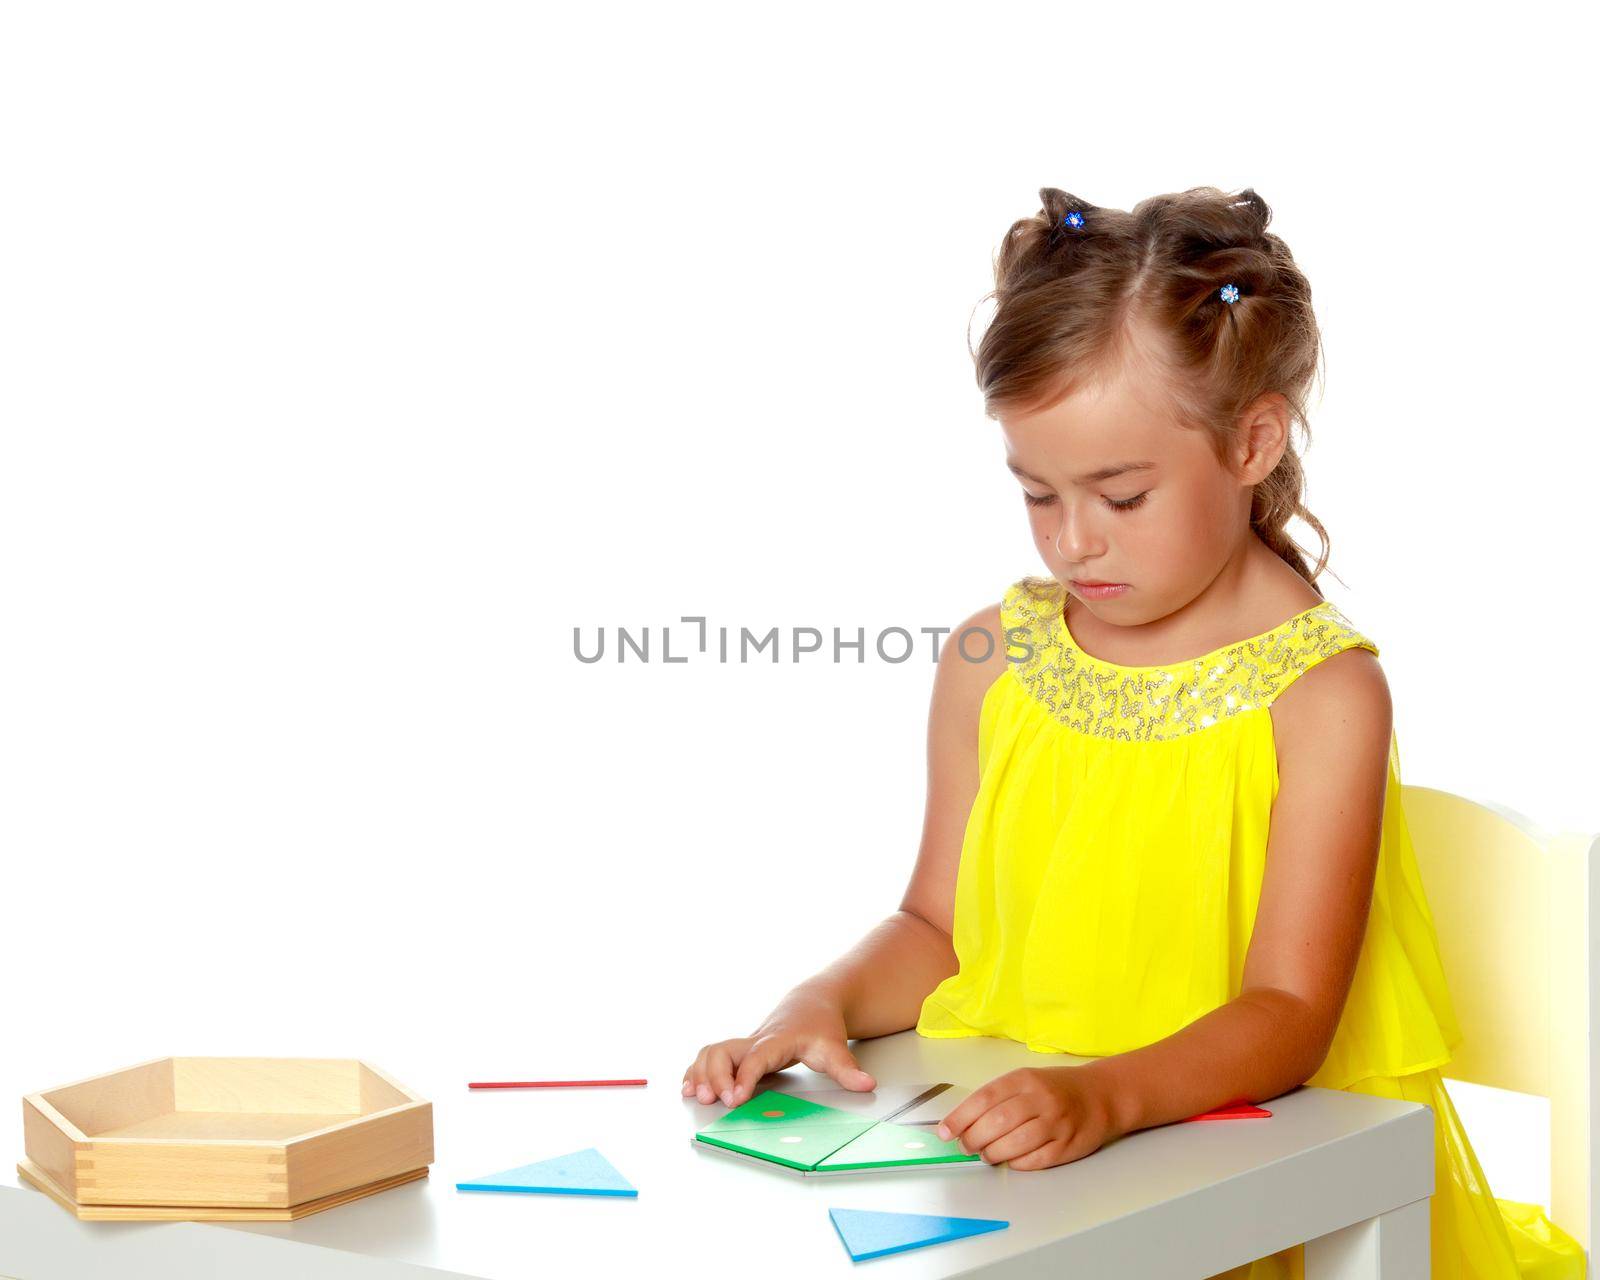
left=1219, top=283, right=1241, bottom=304
left=1062, top=210, right=1085, bottom=230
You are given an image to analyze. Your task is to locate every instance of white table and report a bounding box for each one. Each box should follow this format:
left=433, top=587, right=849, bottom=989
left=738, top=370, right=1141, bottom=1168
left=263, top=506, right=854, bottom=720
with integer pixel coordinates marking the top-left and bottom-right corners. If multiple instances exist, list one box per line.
left=0, top=1031, right=1433, bottom=1279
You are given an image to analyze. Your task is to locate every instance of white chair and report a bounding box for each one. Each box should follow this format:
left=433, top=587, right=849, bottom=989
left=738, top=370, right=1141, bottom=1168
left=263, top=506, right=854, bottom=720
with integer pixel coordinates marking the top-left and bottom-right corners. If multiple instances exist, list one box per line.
left=1401, top=783, right=1598, bottom=1263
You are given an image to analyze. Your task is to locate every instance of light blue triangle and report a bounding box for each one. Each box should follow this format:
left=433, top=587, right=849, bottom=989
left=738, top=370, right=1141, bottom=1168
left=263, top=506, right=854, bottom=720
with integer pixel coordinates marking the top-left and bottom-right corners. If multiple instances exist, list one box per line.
left=828, top=1207, right=1007, bottom=1260
left=456, top=1147, right=638, bottom=1197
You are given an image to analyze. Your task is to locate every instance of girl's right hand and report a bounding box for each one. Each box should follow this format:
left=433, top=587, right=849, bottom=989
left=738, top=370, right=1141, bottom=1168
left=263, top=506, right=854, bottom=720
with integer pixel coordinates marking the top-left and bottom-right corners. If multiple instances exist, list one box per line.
left=681, top=1001, right=877, bottom=1109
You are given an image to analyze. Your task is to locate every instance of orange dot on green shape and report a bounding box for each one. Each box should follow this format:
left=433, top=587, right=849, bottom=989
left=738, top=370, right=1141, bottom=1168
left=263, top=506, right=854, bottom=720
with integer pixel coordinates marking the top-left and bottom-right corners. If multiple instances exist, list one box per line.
left=696, top=1090, right=859, bottom=1135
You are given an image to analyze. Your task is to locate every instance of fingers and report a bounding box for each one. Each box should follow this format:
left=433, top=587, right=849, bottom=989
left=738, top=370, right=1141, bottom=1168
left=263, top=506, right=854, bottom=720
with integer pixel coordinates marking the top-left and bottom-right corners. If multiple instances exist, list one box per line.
left=936, top=1077, right=1004, bottom=1144
left=682, top=1037, right=875, bottom=1110
left=681, top=1042, right=743, bottom=1106
left=1006, top=1138, right=1073, bottom=1171
left=973, top=1115, right=1052, bottom=1166
left=938, top=1072, right=1037, bottom=1151
left=693, top=1074, right=716, bottom=1106
left=797, top=1041, right=876, bottom=1093
left=731, top=1037, right=795, bottom=1106
left=705, top=1043, right=737, bottom=1106
left=950, top=1097, right=1031, bottom=1157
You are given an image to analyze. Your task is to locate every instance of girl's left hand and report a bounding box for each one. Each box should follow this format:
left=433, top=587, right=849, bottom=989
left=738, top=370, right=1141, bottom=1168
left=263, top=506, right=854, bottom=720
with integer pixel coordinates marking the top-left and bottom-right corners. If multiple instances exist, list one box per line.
left=936, top=1066, right=1123, bottom=1170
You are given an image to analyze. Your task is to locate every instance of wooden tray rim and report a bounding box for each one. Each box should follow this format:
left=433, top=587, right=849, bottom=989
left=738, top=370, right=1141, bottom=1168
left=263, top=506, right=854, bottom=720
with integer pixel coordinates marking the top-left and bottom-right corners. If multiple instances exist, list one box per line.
left=25, top=1093, right=87, bottom=1143
left=24, top=1056, right=428, bottom=1147
left=24, top=1098, right=433, bottom=1149
left=23, top=1054, right=173, bottom=1109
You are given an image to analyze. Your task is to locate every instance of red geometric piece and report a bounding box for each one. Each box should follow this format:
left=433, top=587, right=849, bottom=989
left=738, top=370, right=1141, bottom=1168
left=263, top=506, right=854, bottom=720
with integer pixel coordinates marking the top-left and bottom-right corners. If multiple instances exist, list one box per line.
left=1182, top=1097, right=1272, bottom=1122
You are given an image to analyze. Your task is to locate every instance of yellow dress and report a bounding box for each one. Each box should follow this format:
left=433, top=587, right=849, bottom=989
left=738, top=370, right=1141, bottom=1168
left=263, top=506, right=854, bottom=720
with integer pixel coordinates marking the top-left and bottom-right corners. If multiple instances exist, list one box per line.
left=916, top=574, right=1586, bottom=1280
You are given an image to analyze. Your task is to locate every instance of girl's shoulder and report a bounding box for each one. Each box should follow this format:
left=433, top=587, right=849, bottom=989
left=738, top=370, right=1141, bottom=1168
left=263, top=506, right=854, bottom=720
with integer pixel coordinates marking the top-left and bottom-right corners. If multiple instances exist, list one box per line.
left=931, top=592, right=1015, bottom=713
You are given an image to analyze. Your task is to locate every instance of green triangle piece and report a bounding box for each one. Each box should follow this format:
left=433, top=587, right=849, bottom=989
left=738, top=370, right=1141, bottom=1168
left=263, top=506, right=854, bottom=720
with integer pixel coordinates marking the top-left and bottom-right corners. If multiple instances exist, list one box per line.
left=695, top=1119, right=874, bottom=1171
left=697, top=1089, right=858, bottom=1134
left=815, top=1119, right=982, bottom=1171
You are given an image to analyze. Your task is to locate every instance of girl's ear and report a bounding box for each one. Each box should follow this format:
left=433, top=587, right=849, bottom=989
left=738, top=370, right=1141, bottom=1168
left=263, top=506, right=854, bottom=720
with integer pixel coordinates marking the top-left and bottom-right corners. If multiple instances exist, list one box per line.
left=1232, top=392, right=1291, bottom=485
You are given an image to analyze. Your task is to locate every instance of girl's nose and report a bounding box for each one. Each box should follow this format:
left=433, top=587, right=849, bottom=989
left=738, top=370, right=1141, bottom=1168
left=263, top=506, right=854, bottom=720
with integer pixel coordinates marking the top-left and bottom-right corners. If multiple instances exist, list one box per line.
left=1055, top=501, right=1105, bottom=563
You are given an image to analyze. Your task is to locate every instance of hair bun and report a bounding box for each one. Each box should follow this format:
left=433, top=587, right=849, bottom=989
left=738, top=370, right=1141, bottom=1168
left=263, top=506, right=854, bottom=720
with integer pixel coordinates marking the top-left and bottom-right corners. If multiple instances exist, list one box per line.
left=1211, top=188, right=1276, bottom=257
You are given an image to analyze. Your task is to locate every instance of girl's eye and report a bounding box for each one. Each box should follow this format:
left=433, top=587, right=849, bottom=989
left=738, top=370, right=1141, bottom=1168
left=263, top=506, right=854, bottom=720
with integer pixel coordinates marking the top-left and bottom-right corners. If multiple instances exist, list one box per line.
left=1023, top=490, right=1150, bottom=511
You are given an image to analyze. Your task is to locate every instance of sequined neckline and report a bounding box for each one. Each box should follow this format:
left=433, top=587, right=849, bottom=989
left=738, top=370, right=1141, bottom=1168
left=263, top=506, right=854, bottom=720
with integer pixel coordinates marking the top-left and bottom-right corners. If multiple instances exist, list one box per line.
left=1003, top=574, right=1377, bottom=742
left=1056, top=588, right=1336, bottom=677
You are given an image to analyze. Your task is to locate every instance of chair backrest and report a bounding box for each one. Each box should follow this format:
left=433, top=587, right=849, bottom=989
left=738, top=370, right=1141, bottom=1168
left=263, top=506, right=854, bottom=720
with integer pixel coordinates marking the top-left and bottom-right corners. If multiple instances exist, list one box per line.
left=1400, top=784, right=1598, bottom=1253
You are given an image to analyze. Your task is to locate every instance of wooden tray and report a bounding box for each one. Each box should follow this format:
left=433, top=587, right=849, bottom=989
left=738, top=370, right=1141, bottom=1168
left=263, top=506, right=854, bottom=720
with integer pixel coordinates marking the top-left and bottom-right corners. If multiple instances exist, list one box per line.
left=21, top=1057, right=433, bottom=1211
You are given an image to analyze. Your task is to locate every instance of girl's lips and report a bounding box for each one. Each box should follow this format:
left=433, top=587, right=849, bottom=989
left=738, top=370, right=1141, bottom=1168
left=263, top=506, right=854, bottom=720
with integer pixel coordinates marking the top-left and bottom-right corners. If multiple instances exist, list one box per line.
left=1071, top=580, right=1130, bottom=599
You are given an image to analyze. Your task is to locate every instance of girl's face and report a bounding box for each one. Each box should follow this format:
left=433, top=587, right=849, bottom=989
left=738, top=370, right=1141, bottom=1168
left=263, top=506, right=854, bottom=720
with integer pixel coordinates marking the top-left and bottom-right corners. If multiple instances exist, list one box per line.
left=998, top=359, right=1279, bottom=628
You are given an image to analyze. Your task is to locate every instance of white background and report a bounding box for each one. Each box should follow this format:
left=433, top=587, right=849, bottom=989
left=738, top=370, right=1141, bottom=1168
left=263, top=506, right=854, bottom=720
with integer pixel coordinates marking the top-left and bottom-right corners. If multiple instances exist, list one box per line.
left=1, top=0, right=1593, bottom=1257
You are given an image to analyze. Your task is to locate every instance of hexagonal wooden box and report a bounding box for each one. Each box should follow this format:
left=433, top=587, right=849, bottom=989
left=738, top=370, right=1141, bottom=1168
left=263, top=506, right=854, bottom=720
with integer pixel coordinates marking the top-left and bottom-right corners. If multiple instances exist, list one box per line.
left=19, top=1057, right=433, bottom=1220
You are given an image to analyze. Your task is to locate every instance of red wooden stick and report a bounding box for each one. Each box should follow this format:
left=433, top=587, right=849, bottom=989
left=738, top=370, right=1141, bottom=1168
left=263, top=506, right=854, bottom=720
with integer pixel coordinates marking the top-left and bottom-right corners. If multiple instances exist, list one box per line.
left=468, top=1078, right=648, bottom=1089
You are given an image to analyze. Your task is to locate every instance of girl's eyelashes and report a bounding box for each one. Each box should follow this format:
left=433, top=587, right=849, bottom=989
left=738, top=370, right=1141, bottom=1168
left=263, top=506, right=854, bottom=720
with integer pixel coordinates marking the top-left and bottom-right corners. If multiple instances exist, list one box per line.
left=1022, top=491, right=1150, bottom=512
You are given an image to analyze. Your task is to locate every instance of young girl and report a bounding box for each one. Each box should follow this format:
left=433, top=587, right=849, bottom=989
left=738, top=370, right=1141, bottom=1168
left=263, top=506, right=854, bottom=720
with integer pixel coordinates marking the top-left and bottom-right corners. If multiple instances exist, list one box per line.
left=680, top=186, right=1586, bottom=1280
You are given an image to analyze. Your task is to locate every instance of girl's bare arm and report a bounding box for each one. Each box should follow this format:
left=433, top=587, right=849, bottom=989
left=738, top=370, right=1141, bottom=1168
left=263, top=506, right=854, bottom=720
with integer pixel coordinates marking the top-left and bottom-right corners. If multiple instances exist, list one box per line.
left=682, top=601, right=1009, bottom=1107
left=803, top=600, right=1011, bottom=1035
left=1076, top=648, right=1394, bottom=1134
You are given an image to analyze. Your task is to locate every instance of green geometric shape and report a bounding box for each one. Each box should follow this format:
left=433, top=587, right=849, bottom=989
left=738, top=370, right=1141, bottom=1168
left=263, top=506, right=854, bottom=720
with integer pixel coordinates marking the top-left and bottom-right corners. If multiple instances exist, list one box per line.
left=815, top=1119, right=982, bottom=1171
left=697, top=1089, right=856, bottom=1135
left=695, top=1119, right=875, bottom=1171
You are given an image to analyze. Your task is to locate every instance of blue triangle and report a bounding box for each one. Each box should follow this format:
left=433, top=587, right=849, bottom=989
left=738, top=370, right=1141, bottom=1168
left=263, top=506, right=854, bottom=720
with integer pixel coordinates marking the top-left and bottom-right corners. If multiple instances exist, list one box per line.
left=456, top=1147, right=638, bottom=1197
left=828, top=1207, right=1008, bottom=1260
